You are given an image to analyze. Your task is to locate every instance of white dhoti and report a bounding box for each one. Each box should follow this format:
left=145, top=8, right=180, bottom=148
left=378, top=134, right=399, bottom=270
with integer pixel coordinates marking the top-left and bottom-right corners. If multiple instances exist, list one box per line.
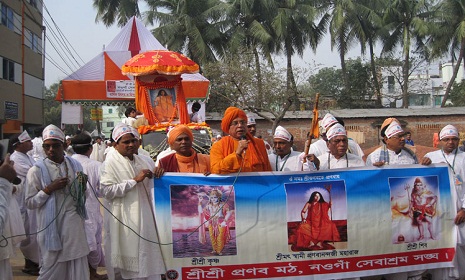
left=38, top=255, right=90, bottom=280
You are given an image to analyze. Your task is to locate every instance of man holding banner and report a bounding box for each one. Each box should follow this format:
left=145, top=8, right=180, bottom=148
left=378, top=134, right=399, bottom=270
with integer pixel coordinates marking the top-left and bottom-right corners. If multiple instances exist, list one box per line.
left=268, top=126, right=309, bottom=172
left=423, top=124, right=465, bottom=279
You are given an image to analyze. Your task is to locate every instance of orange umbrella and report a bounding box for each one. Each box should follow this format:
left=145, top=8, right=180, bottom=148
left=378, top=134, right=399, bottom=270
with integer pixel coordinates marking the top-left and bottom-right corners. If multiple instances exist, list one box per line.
left=122, top=50, right=200, bottom=76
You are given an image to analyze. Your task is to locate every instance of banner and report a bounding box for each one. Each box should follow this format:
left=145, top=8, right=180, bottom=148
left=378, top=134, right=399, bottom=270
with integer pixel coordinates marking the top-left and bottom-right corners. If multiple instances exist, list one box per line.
left=154, top=164, right=457, bottom=279
left=106, top=80, right=135, bottom=98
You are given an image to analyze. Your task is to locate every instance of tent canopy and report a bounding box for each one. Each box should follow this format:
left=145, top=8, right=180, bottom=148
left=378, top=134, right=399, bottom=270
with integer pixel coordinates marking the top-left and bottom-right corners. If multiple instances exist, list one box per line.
left=55, top=17, right=210, bottom=105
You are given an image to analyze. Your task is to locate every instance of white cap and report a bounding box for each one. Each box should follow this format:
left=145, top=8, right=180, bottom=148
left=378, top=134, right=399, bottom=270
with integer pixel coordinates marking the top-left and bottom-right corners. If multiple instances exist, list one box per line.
left=18, top=130, right=32, bottom=143
left=326, top=123, right=347, bottom=140
left=439, top=125, right=459, bottom=140
left=385, top=121, right=404, bottom=138
left=274, top=126, right=292, bottom=142
left=43, top=125, right=65, bottom=142
left=321, top=113, right=338, bottom=130
left=247, top=114, right=256, bottom=126
left=112, top=123, right=134, bottom=142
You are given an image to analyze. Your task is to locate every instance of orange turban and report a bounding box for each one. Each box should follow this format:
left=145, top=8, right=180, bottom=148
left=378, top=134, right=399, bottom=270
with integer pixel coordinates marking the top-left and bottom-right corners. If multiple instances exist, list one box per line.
left=221, top=107, right=247, bottom=134
left=168, top=125, right=193, bottom=145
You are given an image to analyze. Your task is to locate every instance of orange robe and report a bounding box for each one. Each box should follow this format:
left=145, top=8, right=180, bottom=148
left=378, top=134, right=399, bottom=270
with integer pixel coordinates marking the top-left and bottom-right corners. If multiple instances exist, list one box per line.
left=159, top=151, right=210, bottom=173
left=210, top=135, right=271, bottom=174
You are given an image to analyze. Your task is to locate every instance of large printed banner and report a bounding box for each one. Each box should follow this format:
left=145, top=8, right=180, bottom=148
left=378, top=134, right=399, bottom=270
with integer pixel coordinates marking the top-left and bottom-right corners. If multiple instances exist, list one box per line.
left=154, top=164, right=457, bottom=279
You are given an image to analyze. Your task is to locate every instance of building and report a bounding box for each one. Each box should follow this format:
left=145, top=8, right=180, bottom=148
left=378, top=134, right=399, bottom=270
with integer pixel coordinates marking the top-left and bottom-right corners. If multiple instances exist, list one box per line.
left=0, top=0, right=44, bottom=137
left=101, top=105, right=123, bottom=138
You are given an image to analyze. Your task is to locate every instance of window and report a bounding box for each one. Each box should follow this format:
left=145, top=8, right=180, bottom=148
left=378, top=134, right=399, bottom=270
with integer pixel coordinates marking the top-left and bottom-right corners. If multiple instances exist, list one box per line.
left=2, top=58, right=15, bottom=82
left=387, top=76, right=395, bottom=93
left=25, top=29, right=41, bottom=53
left=107, top=121, right=114, bottom=128
left=1, top=4, right=14, bottom=30
left=108, top=108, right=113, bottom=114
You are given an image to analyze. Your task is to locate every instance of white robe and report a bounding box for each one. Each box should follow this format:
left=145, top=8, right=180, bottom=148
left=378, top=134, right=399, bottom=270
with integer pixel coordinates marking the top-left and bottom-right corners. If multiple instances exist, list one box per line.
left=268, top=151, right=305, bottom=171
left=25, top=158, right=90, bottom=280
left=28, top=137, right=46, bottom=162
left=0, top=178, right=13, bottom=280
left=10, top=150, right=39, bottom=263
left=317, top=152, right=365, bottom=170
left=425, top=149, right=465, bottom=279
left=90, top=142, right=106, bottom=162
left=100, top=152, right=165, bottom=279
left=72, top=154, right=105, bottom=268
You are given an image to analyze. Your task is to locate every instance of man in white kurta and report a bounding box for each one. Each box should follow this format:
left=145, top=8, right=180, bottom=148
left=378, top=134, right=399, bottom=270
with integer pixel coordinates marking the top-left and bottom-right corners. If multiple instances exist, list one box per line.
left=10, top=131, right=40, bottom=275
left=71, top=133, right=107, bottom=280
left=423, top=125, right=465, bottom=280
left=28, top=126, right=47, bottom=161
left=25, top=124, right=89, bottom=280
left=268, top=126, right=307, bottom=171
left=90, top=136, right=106, bottom=162
left=365, top=118, right=428, bottom=280
left=317, top=124, right=365, bottom=170
left=0, top=155, right=19, bottom=280
left=100, top=123, right=166, bottom=279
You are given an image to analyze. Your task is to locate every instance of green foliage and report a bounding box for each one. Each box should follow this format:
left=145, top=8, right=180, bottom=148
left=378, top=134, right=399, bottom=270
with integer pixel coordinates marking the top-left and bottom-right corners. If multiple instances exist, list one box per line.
left=449, top=82, right=465, bottom=106
left=308, top=59, right=375, bottom=109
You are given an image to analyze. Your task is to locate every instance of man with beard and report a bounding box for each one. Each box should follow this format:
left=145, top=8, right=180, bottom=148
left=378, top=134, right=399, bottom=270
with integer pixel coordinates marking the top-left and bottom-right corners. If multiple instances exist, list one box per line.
left=423, top=125, right=465, bottom=280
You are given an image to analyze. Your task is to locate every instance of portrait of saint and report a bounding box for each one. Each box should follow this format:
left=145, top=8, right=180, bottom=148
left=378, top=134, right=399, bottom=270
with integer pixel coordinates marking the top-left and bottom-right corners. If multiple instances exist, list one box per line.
left=285, top=181, right=347, bottom=251
left=150, top=88, right=176, bottom=122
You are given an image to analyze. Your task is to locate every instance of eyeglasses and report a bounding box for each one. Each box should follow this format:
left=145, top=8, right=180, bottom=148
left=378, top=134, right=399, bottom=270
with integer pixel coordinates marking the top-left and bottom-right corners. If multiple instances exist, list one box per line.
left=390, top=135, right=405, bottom=140
left=230, top=120, right=247, bottom=127
left=120, top=139, right=139, bottom=145
left=42, top=143, right=62, bottom=149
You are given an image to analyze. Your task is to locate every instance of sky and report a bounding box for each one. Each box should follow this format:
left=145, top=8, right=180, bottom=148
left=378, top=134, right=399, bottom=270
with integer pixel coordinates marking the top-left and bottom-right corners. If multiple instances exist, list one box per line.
left=43, top=1, right=370, bottom=88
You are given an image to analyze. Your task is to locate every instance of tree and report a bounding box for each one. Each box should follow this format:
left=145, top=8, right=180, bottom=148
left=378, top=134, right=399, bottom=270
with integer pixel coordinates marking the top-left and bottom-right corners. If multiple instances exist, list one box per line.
left=145, top=0, right=227, bottom=65
left=381, top=0, right=436, bottom=108
left=203, top=52, right=304, bottom=132
left=93, top=0, right=141, bottom=27
left=449, top=81, right=465, bottom=106
left=429, top=0, right=465, bottom=107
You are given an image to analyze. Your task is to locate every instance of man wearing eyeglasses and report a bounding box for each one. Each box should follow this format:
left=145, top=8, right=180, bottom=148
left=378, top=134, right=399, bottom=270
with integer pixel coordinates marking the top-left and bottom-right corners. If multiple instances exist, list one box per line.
left=25, top=124, right=89, bottom=280
left=317, top=124, right=364, bottom=170
left=366, top=118, right=419, bottom=167
left=423, top=125, right=465, bottom=280
left=210, top=107, right=271, bottom=174
left=366, top=118, right=429, bottom=280
left=100, top=123, right=166, bottom=279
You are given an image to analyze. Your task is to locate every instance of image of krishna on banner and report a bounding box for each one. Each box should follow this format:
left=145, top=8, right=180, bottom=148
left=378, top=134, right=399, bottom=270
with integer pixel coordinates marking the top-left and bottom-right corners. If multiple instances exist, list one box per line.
left=285, top=181, right=348, bottom=252
left=170, top=185, right=237, bottom=258
left=389, top=175, right=440, bottom=244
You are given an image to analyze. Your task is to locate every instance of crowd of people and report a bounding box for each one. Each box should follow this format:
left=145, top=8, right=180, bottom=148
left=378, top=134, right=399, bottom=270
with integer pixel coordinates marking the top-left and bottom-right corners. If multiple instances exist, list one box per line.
left=0, top=105, right=463, bottom=280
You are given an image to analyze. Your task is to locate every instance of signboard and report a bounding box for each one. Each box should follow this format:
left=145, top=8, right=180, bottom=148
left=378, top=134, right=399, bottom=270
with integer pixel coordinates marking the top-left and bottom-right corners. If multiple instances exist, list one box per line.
left=4, top=101, right=18, bottom=120
left=90, top=108, right=103, bottom=121
left=106, top=80, right=135, bottom=98
left=154, top=165, right=456, bottom=279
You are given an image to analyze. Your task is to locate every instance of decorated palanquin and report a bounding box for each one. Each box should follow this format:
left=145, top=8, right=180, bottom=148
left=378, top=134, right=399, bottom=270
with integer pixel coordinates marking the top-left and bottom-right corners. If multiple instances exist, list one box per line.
left=122, top=50, right=209, bottom=134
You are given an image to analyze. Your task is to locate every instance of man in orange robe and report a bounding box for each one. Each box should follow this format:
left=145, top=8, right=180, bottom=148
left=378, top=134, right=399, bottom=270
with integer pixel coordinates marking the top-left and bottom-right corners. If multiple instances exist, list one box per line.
left=210, top=107, right=271, bottom=174
left=158, top=125, right=210, bottom=173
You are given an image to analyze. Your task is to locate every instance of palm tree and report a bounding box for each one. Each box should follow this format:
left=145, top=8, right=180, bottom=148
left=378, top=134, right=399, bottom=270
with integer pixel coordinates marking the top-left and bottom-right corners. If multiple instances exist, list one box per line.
left=271, top=0, right=329, bottom=108
left=381, top=0, right=436, bottom=108
left=429, top=0, right=465, bottom=107
left=145, top=0, right=227, bottom=65
left=93, top=0, right=141, bottom=27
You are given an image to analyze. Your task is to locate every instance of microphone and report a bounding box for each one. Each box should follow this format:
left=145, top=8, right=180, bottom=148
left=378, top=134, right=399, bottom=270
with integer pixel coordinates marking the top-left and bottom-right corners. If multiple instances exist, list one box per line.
left=12, top=177, right=21, bottom=185
left=240, top=135, right=247, bottom=141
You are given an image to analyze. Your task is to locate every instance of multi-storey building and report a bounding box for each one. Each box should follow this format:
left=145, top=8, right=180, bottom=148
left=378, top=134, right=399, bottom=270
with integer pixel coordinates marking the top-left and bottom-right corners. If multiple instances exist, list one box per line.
left=0, top=0, right=44, bottom=137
